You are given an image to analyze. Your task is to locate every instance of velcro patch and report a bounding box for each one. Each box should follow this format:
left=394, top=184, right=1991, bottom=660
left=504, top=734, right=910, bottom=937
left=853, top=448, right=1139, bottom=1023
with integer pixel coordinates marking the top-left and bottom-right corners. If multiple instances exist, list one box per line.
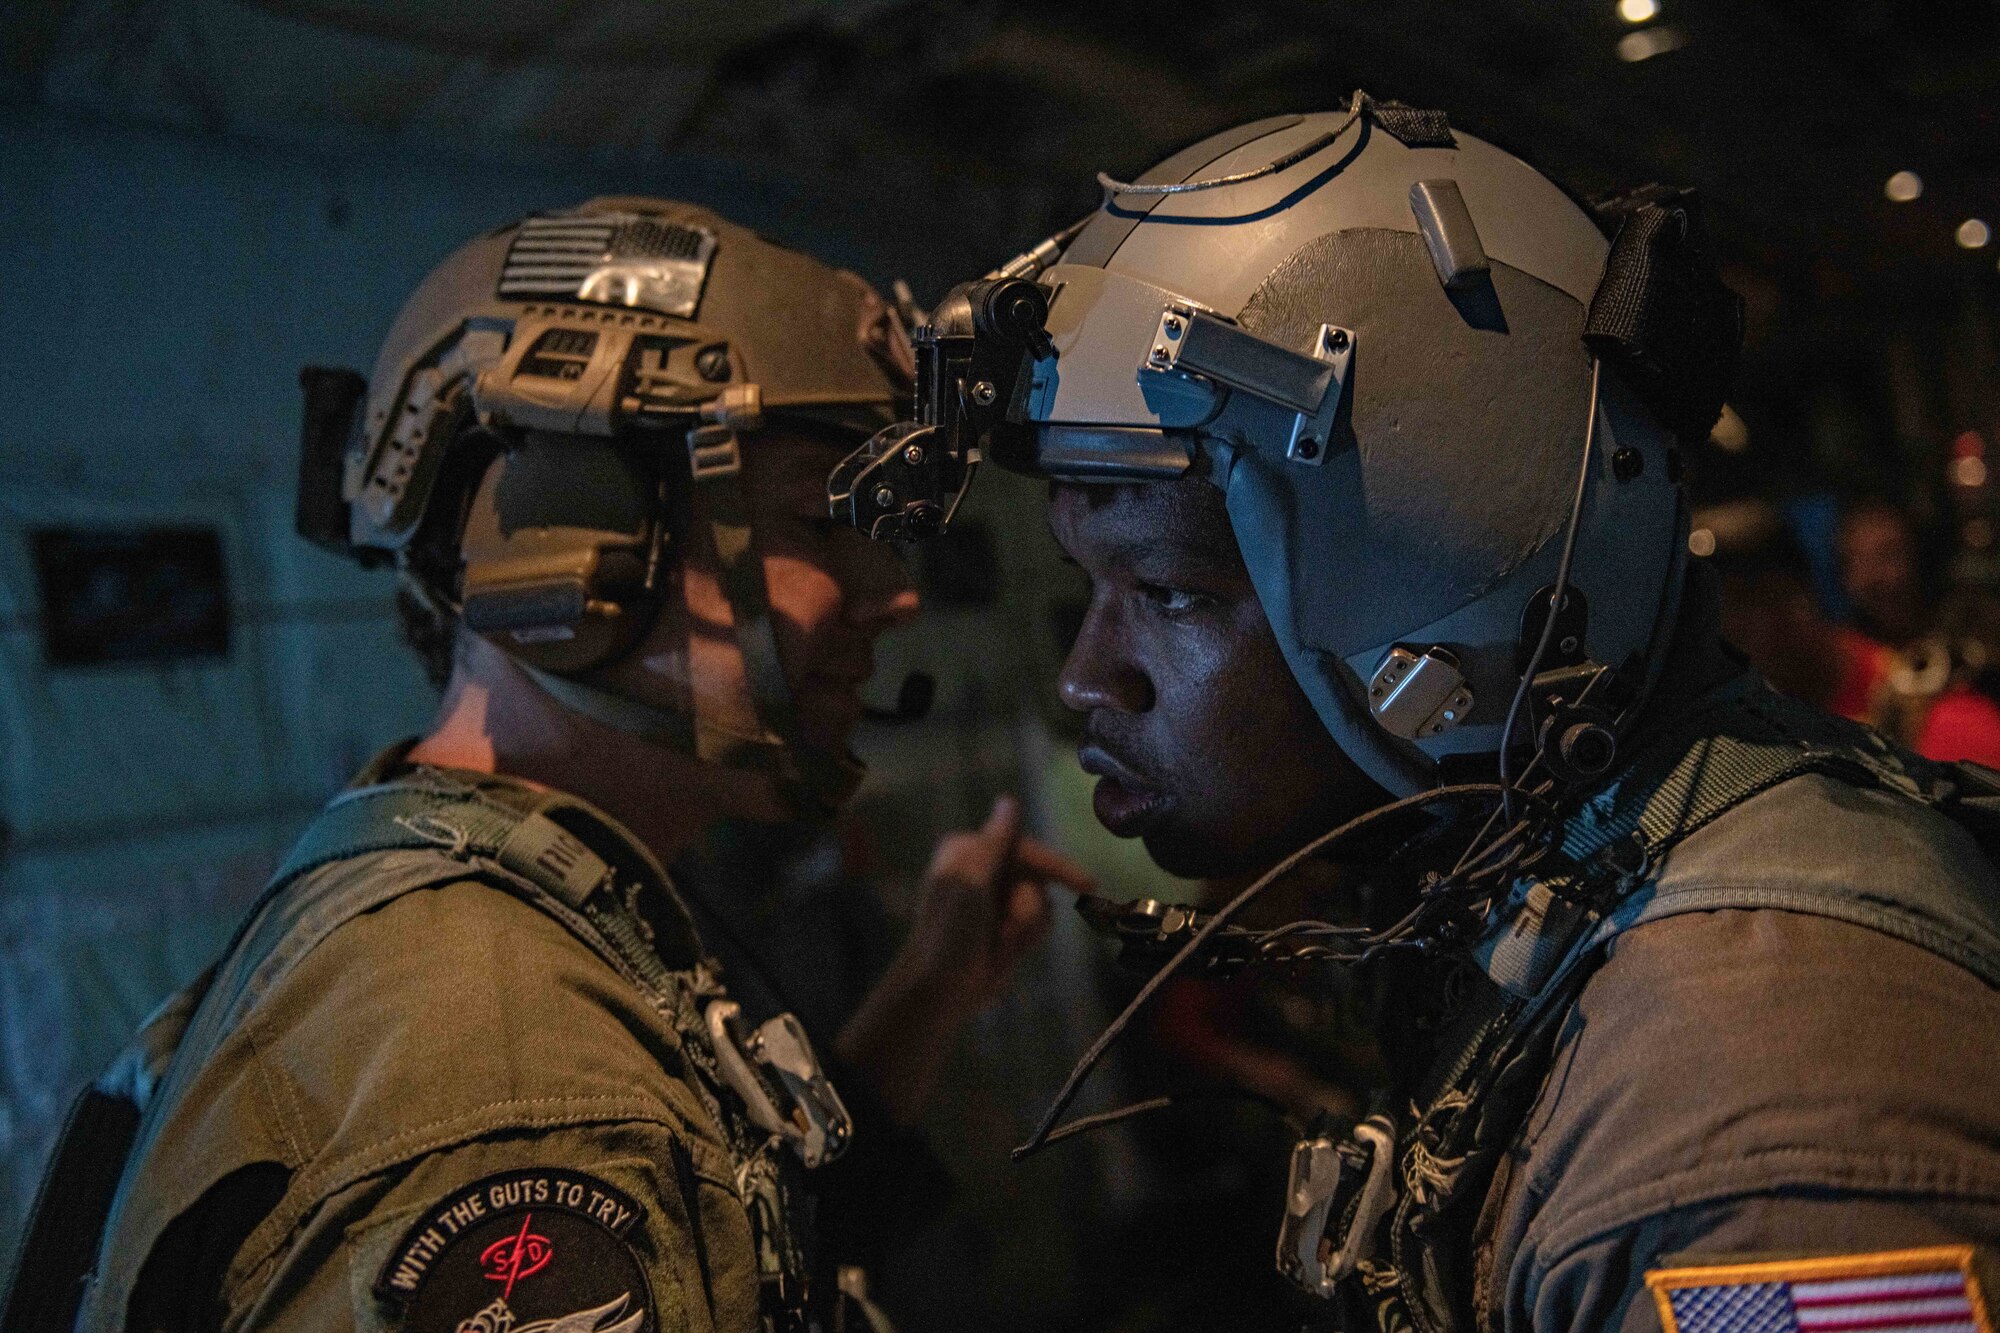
left=1647, top=1245, right=1992, bottom=1333
left=374, top=1168, right=652, bottom=1333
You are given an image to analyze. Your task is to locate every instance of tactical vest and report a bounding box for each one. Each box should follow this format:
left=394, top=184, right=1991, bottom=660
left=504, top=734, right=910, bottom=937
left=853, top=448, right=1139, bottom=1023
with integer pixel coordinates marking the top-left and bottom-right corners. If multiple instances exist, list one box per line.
left=1300, top=678, right=2000, bottom=1333
left=3, top=768, right=839, bottom=1333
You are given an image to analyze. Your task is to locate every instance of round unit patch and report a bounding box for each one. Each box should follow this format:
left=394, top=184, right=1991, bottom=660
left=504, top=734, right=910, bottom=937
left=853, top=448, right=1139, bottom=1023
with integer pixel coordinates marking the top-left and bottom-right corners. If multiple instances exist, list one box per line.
left=374, top=1169, right=652, bottom=1333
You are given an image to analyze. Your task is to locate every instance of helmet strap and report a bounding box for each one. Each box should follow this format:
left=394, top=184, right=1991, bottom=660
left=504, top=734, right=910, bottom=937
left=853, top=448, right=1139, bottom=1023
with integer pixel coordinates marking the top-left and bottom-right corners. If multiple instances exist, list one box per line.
left=681, top=414, right=864, bottom=816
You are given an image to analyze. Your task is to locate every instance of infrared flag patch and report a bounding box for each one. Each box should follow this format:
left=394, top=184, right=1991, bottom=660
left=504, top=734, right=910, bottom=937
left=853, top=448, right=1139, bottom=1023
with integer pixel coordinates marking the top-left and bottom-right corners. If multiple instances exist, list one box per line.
left=1647, top=1246, right=1992, bottom=1333
left=373, top=1168, right=652, bottom=1333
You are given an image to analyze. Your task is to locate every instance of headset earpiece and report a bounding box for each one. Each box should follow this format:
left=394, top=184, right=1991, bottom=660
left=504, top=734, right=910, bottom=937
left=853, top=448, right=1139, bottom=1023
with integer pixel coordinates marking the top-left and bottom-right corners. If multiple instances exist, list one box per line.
left=459, top=431, right=669, bottom=675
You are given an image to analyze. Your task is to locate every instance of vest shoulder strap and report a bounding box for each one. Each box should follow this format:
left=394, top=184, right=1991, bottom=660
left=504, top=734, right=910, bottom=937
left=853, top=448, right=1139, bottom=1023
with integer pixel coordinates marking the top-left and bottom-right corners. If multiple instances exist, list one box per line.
left=1478, top=679, right=1997, bottom=998
left=1558, top=685, right=2000, bottom=989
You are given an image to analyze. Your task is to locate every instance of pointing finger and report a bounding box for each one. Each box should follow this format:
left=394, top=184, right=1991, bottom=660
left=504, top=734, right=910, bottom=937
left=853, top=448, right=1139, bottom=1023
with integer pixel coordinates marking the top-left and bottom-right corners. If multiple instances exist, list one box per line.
left=928, top=795, right=1025, bottom=889
left=1010, top=836, right=1096, bottom=895
left=982, top=793, right=1024, bottom=843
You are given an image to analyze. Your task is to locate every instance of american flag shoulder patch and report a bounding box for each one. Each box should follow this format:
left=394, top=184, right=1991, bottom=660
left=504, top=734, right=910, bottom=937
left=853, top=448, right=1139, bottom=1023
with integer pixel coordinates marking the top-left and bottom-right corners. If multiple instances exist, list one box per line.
left=1647, top=1245, right=1992, bottom=1333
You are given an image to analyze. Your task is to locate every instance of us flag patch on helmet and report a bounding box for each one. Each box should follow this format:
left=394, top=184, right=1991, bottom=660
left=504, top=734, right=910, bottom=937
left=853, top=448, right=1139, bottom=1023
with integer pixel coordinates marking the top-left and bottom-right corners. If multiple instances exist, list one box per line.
left=499, top=213, right=717, bottom=319
left=373, top=1168, right=652, bottom=1333
left=1646, top=1246, right=1992, bottom=1333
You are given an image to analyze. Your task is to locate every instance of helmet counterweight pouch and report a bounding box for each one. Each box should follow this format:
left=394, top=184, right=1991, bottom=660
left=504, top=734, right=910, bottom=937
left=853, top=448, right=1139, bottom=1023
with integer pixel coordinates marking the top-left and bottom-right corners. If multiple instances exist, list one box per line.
left=1583, top=186, right=1743, bottom=443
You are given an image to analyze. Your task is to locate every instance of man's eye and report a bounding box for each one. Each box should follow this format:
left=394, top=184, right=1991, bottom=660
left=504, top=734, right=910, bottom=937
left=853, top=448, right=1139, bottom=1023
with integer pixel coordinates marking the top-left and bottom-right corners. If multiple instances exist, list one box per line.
left=1140, top=583, right=1208, bottom=617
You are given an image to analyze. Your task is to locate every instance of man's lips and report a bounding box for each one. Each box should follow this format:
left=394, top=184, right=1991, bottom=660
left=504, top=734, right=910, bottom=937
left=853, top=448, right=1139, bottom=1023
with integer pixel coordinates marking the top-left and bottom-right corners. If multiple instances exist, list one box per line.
left=1079, top=743, right=1169, bottom=837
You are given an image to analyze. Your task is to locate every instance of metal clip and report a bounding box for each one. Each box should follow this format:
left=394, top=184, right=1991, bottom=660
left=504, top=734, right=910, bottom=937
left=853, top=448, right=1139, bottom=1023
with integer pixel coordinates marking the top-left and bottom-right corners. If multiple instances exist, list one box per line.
left=827, top=420, right=969, bottom=541
left=705, top=999, right=853, bottom=1168
left=1368, top=646, right=1474, bottom=740
left=1276, top=1114, right=1398, bottom=1298
left=1290, top=323, right=1354, bottom=466
left=701, top=381, right=764, bottom=431
left=1146, top=302, right=1201, bottom=372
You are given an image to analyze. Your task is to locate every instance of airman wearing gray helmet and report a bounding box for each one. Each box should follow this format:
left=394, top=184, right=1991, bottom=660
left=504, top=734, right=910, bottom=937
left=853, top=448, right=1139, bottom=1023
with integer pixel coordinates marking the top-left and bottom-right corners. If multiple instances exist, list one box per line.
left=3, top=197, right=1090, bottom=1333
left=836, top=95, right=2000, bottom=1332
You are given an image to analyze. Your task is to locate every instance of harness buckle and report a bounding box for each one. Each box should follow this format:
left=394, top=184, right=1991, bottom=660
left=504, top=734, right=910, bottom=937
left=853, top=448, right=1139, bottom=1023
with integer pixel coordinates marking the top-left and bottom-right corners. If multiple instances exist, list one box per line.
left=687, top=423, right=743, bottom=479
left=705, top=999, right=853, bottom=1168
left=1276, top=1113, right=1399, bottom=1298
left=685, top=384, right=761, bottom=480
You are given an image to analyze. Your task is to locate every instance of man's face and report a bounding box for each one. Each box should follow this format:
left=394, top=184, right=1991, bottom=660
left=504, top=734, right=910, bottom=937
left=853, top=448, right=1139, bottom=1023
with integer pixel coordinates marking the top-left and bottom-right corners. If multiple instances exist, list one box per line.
left=619, top=426, right=918, bottom=761
left=1049, top=477, right=1378, bottom=879
left=1838, top=505, right=1927, bottom=644
left=749, top=428, right=921, bottom=754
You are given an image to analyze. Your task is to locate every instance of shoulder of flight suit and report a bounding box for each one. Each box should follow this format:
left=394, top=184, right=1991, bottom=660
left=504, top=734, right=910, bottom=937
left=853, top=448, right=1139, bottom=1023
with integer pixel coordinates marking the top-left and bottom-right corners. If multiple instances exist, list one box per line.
left=1481, top=778, right=2000, bottom=1333
left=192, top=874, right=760, bottom=1330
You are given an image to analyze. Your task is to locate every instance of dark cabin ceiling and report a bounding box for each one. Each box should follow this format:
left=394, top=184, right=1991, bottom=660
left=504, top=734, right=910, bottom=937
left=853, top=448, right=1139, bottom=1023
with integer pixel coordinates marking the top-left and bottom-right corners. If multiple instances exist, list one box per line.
left=10, top=0, right=2000, bottom=466
left=12, top=1, right=1998, bottom=271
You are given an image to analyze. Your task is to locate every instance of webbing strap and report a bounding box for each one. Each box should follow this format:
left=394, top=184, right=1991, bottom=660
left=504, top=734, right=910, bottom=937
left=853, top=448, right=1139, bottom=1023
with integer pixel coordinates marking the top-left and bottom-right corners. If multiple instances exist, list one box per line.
left=687, top=438, right=797, bottom=771
left=265, top=776, right=802, bottom=1290
left=686, top=428, right=863, bottom=812
left=1555, top=681, right=1896, bottom=866
left=268, top=772, right=707, bottom=972
left=1480, top=681, right=1903, bottom=998
left=277, top=779, right=610, bottom=909
left=521, top=662, right=700, bottom=752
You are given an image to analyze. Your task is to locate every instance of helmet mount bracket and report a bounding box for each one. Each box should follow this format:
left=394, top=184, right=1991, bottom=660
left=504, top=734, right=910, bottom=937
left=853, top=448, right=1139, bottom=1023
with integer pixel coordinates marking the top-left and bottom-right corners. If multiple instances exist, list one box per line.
left=1141, top=305, right=1353, bottom=466
left=830, top=277, right=1051, bottom=541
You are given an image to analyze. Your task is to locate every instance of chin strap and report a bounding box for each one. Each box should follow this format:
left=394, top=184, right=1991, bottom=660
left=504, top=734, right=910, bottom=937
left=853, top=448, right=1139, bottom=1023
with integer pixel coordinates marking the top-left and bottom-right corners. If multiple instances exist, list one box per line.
left=683, top=394, right=865, bottom=816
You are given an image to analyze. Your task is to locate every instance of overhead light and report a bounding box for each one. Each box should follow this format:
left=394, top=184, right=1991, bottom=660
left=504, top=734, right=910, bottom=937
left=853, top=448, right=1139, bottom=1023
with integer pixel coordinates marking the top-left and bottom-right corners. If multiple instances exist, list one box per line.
left=1711, top=403, right=1750, bottom=454
left=1954, top=455, right=1989, bottom=488
left=1687, top=527, right=1716, bottom=558
left=1959, top=218, right=1993, bottom=249
left=1884, top=171, right=1923, bottom=203
left=1618, top=0, right=1661, bottom=21
left=1618, top=25, right=1686, bottom=60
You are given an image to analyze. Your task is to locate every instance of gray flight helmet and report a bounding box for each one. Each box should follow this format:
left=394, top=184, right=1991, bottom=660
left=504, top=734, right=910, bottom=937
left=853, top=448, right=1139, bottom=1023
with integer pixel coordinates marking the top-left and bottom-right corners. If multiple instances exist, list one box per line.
left=833, top=94, right=1739, bottom=797
left=300, top=197, right=914, bottom=813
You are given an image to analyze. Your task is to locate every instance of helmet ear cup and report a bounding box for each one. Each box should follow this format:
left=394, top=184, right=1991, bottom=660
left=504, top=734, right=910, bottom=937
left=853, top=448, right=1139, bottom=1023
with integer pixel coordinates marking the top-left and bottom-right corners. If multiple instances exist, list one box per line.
left=459, top=432, right=668, bottom=675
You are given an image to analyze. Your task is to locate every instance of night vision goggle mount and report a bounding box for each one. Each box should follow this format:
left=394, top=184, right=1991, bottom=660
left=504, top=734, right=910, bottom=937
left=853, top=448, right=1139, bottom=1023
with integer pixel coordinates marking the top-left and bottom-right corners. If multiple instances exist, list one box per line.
left=831, top=266, right=1362, bottom=541
left=828, top=277, right=1052, bottom=541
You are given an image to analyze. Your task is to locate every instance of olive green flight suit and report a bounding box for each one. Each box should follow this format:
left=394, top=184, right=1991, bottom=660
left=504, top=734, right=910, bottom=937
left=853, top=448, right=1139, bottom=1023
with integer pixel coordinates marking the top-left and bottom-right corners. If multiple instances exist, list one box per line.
left=75, top=756, right=807, bottom=1333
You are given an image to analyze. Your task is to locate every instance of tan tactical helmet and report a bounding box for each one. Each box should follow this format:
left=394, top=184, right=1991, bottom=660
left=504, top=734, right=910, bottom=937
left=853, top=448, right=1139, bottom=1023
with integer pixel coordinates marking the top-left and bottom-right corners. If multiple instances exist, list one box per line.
left=298, top=196, right=914, bottom=811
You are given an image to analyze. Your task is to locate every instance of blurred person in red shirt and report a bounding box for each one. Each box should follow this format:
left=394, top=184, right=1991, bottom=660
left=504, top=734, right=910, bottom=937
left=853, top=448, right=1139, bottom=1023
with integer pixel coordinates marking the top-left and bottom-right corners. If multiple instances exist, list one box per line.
left=1697, top=497, right=2000, bottom=767
left=1838, top=495, right=1937, bottom=647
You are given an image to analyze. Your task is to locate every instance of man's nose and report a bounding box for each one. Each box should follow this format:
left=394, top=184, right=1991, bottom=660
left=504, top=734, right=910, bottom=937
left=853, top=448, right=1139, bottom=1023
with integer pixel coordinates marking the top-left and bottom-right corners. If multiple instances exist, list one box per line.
left=1057, top=604, right=1154, bottom=714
